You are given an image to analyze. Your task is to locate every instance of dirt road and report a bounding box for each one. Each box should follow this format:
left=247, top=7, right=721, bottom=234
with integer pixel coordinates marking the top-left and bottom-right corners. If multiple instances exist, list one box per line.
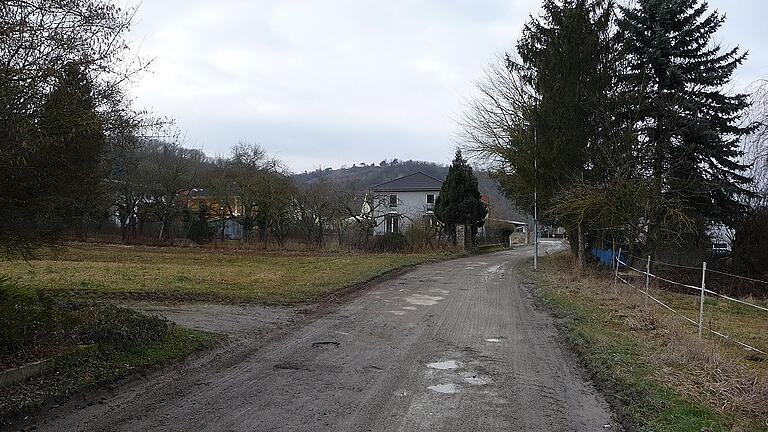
left=16, top=243, right=616, bottom=431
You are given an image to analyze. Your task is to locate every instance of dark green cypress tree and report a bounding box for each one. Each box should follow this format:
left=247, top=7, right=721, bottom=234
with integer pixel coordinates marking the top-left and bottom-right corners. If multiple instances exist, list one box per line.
left=434, top=150, right=488, bottom=237
left=618, top=0, right=755, bottom=234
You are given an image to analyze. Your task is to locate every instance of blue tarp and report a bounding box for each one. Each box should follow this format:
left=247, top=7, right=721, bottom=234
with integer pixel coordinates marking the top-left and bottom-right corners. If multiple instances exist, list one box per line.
left=591, top=247, right=624, bottom=267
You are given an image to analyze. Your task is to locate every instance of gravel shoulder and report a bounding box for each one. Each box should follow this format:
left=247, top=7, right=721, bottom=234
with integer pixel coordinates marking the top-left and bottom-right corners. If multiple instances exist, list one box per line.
left=13, top=243, right=617, bottom=432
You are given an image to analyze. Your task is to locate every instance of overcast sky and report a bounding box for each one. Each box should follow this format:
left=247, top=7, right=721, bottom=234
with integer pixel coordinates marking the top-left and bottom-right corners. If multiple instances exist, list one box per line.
left=127, top=0, right=768, bottom=172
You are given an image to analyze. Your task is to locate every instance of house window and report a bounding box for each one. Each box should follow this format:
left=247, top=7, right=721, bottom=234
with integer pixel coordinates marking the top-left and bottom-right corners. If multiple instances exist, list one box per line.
left=385, top=215, right=399, bottom=233
left=426, top=193, right=435, bottom=211
left=389, top=194, right=398, bottom=208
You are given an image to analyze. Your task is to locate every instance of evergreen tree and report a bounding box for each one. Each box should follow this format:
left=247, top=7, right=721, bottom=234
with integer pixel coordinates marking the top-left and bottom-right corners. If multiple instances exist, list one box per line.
left=35, top=64, right=106, bottom=235
left=514, top=0, right=616, bottom=256
left=434, top=151, right=488, bottom=237
left=618, top=0, right=755, bottom=239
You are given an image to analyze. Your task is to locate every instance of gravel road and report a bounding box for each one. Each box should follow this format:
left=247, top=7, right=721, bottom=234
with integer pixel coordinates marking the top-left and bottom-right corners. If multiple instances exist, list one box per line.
left=15, top=243, right=616, bottom=431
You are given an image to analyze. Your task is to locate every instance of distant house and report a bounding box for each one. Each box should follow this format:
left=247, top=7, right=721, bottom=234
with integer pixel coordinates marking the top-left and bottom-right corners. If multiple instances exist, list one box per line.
left=370, top=172, right=443, bottom=235
left=184, top=190, right=244, bottom=240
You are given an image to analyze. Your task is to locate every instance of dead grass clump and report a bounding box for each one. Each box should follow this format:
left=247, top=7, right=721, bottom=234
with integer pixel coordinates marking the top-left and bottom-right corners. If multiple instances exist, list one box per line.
left=655, top=323, right=768, bottom=428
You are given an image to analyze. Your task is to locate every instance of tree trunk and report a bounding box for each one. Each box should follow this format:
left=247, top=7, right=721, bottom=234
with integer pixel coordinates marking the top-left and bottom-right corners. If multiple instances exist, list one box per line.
left=567, top=227, right=579, bottom=256
left=577, top=223, right=586, bottom=271
left=120, top=220, right=128, bottom=243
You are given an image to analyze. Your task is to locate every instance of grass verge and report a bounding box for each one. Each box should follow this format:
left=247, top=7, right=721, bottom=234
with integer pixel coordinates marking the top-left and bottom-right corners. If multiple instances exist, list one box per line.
left=0, top=279, right=219, bottom=423
left=0, top=245, right=455, bottom=303
left=528, top=253, right=768, bottom=432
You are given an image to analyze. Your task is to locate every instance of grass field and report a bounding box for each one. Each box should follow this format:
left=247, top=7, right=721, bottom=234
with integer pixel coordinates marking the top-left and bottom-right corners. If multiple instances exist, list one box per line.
left=617, top=269, right=768, bottom=360
left=0, top=245, right=452, bottom=303
left=531, top=254, right=768, bottom=432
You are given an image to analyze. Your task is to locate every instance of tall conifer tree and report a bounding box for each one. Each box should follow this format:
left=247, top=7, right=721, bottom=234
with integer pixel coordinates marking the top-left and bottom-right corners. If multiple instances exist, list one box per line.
left=515, top=0, right=615, bottom=255
left=618, top=0, right=755, bottom=235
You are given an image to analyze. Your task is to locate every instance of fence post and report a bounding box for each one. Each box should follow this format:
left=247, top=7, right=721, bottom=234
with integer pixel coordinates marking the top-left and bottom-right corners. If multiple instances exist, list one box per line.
left=613, top=247, right=621, bottom=290
left=698, top=261, right=707, bottom=338
left=644, top=255, right=651, bottom=307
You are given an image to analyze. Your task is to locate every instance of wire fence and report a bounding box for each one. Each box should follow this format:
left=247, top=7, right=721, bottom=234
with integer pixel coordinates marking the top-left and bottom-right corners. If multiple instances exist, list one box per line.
left=612, top=248, right=768, bottom=356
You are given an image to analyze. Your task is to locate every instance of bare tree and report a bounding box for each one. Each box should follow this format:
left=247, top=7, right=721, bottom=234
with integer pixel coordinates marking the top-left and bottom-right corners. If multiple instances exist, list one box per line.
left=144, top=136, right=203, bottom=242
left=107, top=142, right=150, bottom=243
left=743, top=79, right=768, bottom=203
left=294, top=179, right=340, bottom=248
left=225, top=142, right=279, bottom=244
left=259, top=173, right=297, bottom=247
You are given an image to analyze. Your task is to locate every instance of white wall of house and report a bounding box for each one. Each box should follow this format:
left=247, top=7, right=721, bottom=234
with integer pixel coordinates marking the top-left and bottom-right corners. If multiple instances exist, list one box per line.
left=372, top=190, right=439, bottom=235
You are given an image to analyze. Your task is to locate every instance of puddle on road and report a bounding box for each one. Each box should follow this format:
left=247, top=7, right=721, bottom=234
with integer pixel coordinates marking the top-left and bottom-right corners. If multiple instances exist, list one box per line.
left=404, top=294, right=444, bottom=306
left=428, top=383, right=459, bottom=394
left=485, top=264, right=501, bottom=273
left=427, top=360, right=458, bottom=370
left=387, top=310, right=406, bottom=316
left=429, top=288, right=450, bottom=295
left=402, top=306, right=418, bottom=310
left=485, top=338, right=501, bottom=343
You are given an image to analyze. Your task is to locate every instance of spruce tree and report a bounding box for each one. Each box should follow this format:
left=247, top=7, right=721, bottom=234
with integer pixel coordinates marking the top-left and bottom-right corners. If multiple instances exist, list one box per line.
left=515, top=0, right=615, bottom=255
left=618, top=0, right=755, bottom=236
left=434, top=151, right=488, bottom=237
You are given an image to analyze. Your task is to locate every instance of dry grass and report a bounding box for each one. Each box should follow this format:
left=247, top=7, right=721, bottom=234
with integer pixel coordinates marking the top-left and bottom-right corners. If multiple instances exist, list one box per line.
left=0, top=244, right=453, bottom=304
left=658, top=326, right=768, bottom=429
left=538, top=254, right=768, bottom=430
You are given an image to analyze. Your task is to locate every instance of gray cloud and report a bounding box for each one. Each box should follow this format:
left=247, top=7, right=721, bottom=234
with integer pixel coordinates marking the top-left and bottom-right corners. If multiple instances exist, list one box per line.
left=128, top=0, right=767, bottom=172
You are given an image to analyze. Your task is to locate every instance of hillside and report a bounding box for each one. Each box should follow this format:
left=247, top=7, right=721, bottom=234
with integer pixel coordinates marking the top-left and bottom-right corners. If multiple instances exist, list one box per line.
left=293, top=160, right=529, bottom=221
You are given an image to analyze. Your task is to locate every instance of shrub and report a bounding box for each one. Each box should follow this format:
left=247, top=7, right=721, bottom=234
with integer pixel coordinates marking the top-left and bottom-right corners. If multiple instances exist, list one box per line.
left=0, top=278, right=170, bottom=358
left=367, top=233, right=409, bottom=253
left=0, top=278, right=60, bottom=355
left=80, top=304, right=169, bottom=351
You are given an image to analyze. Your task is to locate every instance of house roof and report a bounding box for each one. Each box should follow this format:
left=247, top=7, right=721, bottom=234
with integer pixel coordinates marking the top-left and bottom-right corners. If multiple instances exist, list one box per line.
left=371, top=171, right=443, bottom=192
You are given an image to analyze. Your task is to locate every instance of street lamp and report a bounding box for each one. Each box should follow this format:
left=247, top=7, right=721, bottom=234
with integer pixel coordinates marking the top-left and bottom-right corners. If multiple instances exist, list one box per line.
left=533, top=128, right=538, bottom=271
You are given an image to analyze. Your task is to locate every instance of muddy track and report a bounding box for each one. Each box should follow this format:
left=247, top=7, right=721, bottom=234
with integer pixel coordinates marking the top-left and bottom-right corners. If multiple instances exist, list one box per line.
left=12, top=243, right=617, bottom=431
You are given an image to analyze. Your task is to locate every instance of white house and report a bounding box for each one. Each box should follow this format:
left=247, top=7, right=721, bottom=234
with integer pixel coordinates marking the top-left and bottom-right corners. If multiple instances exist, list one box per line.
left=370, top=172, right=443, bottom=235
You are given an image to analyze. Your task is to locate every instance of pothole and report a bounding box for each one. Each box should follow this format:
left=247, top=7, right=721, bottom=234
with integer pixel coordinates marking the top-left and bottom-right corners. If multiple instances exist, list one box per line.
left=460, top=371, right=491, bottom=385
left=312, top=341, right=340, bottom=348
left=274, top=362, right=312, bottom=371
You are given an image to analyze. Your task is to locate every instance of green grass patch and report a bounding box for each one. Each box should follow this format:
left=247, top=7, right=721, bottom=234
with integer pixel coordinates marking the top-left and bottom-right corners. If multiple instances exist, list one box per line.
left=0, top=245, right=453, bottom=303
left=528, top=255, right=767, bottom=431
left=0, top=279, right=219, bottom=422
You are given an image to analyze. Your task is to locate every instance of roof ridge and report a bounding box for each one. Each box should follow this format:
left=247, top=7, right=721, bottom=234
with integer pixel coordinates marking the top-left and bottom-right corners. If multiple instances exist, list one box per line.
left=415, top=170, right=444, bottom=182
left=370, top=171, right=443, bottom=190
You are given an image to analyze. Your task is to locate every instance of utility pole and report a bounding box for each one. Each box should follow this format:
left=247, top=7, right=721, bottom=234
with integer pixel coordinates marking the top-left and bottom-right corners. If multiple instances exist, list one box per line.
left=533, top=128, right=539, bottom=271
